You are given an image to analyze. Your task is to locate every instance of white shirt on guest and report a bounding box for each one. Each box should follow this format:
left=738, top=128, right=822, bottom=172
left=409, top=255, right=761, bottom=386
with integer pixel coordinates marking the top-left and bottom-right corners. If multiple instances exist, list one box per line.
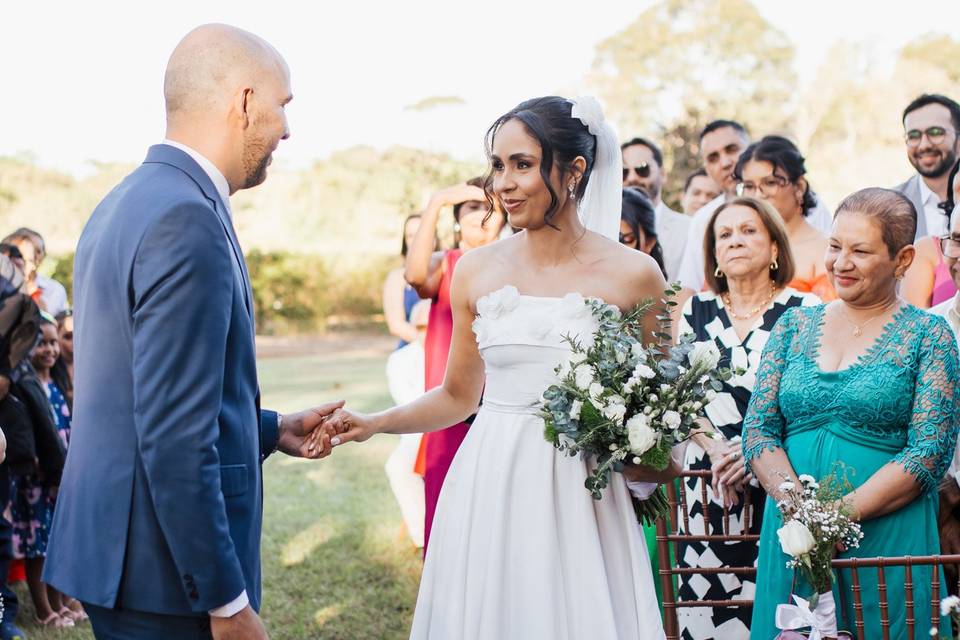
left=929, top=292, right=960, bottom=488
left=654, top=200, right=691, bottom=282
left=918, top=178, right=948, bottom=238
left=162, top=139, right=247, bottom=619
left=36, top=275, right=68, bottom=316
left=675, top=194, right=835, bottom=292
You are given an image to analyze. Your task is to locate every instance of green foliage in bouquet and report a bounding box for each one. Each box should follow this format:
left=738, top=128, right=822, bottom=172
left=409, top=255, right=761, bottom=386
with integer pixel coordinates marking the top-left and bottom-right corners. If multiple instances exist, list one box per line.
left=540, top=284, right=738, bottom=522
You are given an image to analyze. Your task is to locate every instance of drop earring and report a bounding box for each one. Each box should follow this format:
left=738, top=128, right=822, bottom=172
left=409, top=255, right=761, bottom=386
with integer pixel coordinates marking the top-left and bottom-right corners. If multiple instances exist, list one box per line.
left=568, top=182, right=576, bottom=198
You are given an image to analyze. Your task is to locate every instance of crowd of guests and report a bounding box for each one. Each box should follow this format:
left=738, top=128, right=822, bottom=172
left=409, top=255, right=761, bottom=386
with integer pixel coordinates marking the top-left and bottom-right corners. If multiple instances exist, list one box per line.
left=0, top=228, right=79, bottom=637
left=382, top=92, right=960, bottom=638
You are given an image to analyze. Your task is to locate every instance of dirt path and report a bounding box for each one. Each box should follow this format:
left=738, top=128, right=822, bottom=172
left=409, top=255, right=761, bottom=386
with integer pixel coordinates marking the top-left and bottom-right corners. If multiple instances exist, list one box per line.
left=256, top=331, right=396, bottom=359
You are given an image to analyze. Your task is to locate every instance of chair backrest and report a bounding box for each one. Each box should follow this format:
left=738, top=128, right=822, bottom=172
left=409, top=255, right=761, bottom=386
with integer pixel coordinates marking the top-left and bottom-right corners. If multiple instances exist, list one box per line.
left=655, top=469, right=761, bottom=640
left=830, top=554, right=960, bottom=640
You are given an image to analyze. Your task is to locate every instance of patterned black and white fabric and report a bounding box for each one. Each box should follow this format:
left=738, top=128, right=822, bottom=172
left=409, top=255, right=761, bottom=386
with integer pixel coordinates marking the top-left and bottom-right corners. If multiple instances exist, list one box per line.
left=675, top=288, right=820, bottom=640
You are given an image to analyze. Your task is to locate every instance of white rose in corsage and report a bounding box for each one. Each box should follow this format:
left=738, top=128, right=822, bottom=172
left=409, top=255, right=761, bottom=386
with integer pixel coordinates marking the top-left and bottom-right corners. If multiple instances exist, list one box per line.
left=777, top=519, right=816, bottom=557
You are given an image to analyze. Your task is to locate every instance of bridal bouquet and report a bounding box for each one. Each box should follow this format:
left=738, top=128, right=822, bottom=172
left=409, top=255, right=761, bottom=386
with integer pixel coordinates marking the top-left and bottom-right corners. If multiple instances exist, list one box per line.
left=540, top=285, right=736, bottom=523
left=774, top=469, right=863, bottom=640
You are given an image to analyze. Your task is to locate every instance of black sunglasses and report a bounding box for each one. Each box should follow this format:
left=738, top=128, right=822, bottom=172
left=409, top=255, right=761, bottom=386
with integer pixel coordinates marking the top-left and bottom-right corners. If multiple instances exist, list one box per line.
left=622, top=164, right=651, bottom=180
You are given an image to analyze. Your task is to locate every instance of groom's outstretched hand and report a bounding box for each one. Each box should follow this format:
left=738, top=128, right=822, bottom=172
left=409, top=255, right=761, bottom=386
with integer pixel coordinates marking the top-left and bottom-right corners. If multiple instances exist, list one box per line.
left=277, top=400, right=346, bottom=458
left=211, top=605, right=268, bottom=639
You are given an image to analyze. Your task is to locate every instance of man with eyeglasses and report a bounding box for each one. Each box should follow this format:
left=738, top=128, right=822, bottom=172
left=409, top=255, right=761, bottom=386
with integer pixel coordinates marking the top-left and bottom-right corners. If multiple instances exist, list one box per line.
left=894, top=93, right=960, bottom=240
left=621, top=137, right=689, bottom=279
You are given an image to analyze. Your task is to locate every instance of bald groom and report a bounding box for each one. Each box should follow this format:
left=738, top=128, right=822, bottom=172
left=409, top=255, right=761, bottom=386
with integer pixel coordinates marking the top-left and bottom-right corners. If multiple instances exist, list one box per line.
left=44, top=25, right=344, bottom=639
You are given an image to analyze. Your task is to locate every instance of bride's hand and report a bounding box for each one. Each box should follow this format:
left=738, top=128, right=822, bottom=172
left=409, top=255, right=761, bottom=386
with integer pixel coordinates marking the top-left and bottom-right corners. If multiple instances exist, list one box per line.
left=622, top=457, right=681, bottom=483
left=321, top=408, right=378, bottom=447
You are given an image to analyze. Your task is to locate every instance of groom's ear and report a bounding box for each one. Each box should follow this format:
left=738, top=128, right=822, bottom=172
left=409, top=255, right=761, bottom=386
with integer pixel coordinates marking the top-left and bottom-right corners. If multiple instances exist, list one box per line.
left=236, top=87, right=254, bottom=129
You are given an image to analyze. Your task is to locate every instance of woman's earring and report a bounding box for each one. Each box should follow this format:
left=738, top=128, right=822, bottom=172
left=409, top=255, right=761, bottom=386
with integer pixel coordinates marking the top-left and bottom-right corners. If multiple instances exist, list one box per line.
left=714, top=267, right=724, bottom=278
left=453, top=223, right=461, bottom=233
left=568, top=182, right=576, bottom=198
left=770, top=258, right=779, bottom=271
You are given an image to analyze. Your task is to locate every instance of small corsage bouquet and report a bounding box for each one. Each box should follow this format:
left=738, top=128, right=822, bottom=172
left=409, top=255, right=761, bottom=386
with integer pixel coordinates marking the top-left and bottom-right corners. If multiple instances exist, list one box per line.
left=774, top=469, right=863, bottom=640
left=540, top=285, right=736, bottom=523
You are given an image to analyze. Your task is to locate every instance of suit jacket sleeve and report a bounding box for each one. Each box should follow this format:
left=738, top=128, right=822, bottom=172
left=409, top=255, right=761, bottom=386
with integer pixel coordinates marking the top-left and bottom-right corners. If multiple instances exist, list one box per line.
left=130, top=201, right=246, bottom=612
left=260, top=409, right=279, bottom=461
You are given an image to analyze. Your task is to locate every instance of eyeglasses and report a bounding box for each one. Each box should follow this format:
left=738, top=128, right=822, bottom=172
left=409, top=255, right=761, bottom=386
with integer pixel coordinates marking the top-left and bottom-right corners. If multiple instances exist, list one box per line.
left=905, top=126, right=953, bottom=147
left=622, top=163, right=651, bottom=181
left=736, top=173, right=789, bottom=198
left=940, top=235, right=960, bottom=259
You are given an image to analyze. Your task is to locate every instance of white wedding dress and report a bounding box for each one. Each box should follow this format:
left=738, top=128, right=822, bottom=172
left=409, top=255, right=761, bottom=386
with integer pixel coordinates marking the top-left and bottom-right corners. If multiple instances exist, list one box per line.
left=410, top=285, right=665, bottom=640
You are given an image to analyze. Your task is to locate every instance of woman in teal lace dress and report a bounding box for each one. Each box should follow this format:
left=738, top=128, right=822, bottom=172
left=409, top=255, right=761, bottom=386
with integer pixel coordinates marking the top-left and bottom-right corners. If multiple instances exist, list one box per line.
left=743, top=188, right=959, bottom=640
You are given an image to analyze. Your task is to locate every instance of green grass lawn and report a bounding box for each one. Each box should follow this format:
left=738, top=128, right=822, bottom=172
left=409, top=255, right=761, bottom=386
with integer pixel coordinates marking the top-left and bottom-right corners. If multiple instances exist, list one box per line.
left=17, top=337, right=420, bottom=639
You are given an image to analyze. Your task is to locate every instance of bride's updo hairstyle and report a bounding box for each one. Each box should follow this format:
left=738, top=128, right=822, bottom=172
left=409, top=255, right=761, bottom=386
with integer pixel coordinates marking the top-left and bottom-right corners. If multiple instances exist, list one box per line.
left=484, top=96, right=597, bottom=228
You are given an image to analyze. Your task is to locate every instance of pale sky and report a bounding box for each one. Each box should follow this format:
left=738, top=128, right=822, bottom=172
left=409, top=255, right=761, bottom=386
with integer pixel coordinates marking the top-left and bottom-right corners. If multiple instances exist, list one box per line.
left=3, top=0, right=959, bottom=175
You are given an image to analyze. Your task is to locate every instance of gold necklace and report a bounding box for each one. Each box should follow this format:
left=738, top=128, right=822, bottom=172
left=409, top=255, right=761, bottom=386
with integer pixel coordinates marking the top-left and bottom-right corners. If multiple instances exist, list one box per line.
left=840, top=299, right=900, bottom=337
left=722, top=282, right=777, bottom=320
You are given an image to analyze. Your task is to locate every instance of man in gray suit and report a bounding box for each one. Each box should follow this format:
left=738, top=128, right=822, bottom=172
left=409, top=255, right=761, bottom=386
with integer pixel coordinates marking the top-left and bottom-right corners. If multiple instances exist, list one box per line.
left=894, top=93, right=960, bottom=240
left=44, top=24, right=344, bottom=639
left=621, top=137, right=690, bottom=280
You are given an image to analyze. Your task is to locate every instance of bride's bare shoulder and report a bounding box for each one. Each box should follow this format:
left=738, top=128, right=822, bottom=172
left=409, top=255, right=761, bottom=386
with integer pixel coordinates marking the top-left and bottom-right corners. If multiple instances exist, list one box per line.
left=584, top=232, right=667, bottom=300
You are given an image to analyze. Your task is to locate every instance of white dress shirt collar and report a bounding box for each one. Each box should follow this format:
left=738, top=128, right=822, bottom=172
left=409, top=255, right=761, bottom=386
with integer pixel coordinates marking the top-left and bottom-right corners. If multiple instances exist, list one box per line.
left=917, top=177, right=947, bottom=237
left=162, top=139, right=232, bottom=213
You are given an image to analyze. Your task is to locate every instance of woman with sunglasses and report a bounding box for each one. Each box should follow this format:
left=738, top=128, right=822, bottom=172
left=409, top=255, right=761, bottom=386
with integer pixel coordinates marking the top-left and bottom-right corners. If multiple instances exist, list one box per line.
left=902, top=160, right=960, bottom=308
left=733, top=136, right=835, bottom=301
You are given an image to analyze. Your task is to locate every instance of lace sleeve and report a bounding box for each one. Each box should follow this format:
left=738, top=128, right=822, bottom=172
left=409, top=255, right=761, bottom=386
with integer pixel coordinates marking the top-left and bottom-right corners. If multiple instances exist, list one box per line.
left=741, top=307, right=797, bottom=471
left=892, top=315, right=960, bottom=493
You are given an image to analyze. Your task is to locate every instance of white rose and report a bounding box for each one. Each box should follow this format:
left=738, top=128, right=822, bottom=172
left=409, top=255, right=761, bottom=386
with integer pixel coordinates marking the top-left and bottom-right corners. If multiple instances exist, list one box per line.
left=569, top=400, right=583, bottom=421
left=574, top=366, right=595, bottom=391
left=589, top=382, right=605, bottom=404
left=662, top=410, right=682, bottom=430
left=601, top=401, right=627, bottom=425
left=941, top=595, right=960, bottom=616
left=634, top=363, right=656, bottom=379
left=626, top=414, right=657, bottom=455
left=776, top=520, right=816, bottom=558
left=688, top=341, right=722, bottom=370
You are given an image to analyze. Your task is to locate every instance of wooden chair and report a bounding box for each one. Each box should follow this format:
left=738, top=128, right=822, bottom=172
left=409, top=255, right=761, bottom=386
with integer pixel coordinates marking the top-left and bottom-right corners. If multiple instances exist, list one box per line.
left=655, top=469, right=761, bottom=640
left=829, top=554, right=960, bottom=640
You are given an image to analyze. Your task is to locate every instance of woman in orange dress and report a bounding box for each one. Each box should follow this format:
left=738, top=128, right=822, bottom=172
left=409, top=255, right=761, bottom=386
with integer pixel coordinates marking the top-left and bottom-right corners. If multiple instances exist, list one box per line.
left=404, top=179, right=506, bottom=552
left=734, top=135, right=836, bottom=301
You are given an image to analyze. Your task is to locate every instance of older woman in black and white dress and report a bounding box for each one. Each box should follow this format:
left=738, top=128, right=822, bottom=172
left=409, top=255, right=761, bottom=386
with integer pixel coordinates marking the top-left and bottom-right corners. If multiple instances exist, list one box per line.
left=675, top=197, right=819, bottom=639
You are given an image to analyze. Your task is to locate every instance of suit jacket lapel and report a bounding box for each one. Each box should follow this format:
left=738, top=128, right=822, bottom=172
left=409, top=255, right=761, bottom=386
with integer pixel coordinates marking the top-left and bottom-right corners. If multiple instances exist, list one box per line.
left=143, top=145, right=255, bottom=323
left=910, top=175, right=929, bottom=239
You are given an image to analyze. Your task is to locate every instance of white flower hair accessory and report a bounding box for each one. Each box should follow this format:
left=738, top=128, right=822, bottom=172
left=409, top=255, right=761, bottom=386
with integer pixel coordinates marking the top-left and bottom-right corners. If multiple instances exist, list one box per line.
left=567, top=96, right=621, bottom=242
left=570, top=96, right=605, bottom=137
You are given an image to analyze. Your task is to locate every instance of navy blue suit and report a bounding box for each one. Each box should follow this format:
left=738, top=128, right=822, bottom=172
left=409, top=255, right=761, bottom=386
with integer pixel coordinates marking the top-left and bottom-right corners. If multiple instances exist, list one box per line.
left=44, top=145, right=279, bottom=628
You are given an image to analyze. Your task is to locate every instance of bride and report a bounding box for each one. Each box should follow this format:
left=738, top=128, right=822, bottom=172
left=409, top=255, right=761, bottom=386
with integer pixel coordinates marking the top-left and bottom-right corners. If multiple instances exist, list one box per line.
left=330, top=96, right=671, bottom=639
